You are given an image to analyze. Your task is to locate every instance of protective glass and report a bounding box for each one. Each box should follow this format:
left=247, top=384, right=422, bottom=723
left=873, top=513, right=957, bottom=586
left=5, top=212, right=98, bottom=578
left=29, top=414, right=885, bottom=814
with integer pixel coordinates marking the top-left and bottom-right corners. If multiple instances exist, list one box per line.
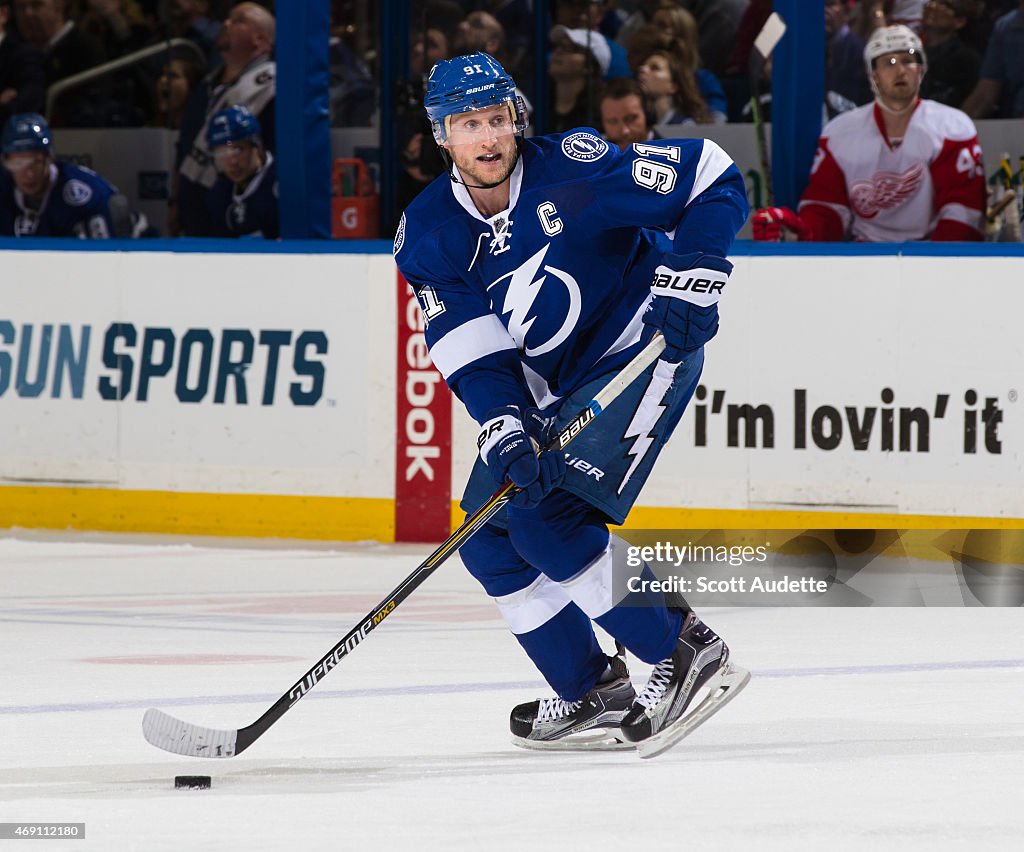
left=1, top=153, right=48, bottom=173
left=212, top=141, right=254, bottom=165
left=878, top=53, right=923, bottom=70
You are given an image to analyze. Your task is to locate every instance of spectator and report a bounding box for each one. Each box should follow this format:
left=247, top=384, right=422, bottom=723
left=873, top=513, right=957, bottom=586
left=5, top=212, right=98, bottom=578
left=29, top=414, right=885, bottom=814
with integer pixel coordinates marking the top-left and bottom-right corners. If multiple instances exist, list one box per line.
left=678, top=0, right=750, bottom=79
left=13, top=0, right=106, bottom=125
left=615, top=0, right=660, bottom=51
left=78, top=0, right=154, bottom=57
left=165, top=0, right=222, bottom=69
left=328, top=30, right=374, bottom=127
left=920, top=0, right=981, bottom=108
left=0, top=0, right=46, bottom=125
left=548, top=25, right=608, bottom=133
left=555, top=0, right=632, bottom=79
left=479, top=0, right=531, bottom=73
left=75, top=0, right=158, bottom=125
left=636, top=39, right=715, bottom=124
left=0, top=111, right=150, bottom=236
left=649, top=2, right=728, bottom=120
left=453, top=10, right=504, bottom=59
left=451, top=10, right=537, bottom=105
left=409, top=0, right=462, bottom=78
left=409, top=26, right=451, bottom=80
left=202, top=104, right=277, bottom=238
left=752, top=25, right=985, bottom=242
left=150, top=47, right=204, bottom=129
left=962, top=0, right=1016, bottom=56
left=961, top=0, right=1024, bottom=118
left=624, top=22, right=663, bottom=72
left=855, top=1, right=927, bottom=36
left=398, top=3, right=462, bottom=215
left=826, top=0, right=872, bottom=116
left=174, top=1, right=274, bottom=236
left=599, top=75, right=659, bottom=149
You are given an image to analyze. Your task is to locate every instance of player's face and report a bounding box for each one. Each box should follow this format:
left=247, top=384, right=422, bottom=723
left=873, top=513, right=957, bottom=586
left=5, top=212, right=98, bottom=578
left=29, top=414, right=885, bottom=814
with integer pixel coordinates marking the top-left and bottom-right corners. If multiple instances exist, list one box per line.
left=443, top=104, right=519, bottom=189
left=872, top=51, right=924, bottom=106
left=213, top=140, right=261, bottom=184
left=2, top=151, right=51, bottom=197
left=601, top=95, right=649, bottom=151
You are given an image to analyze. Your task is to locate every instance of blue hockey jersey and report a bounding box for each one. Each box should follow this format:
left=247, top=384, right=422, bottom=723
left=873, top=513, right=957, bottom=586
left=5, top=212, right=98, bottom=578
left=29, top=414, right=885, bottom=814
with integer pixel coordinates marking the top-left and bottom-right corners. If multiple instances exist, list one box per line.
left=394, top=129, right=748, bottom=423
left=204, top=153, right=279, bottom=239
left=0, top=161, right=116, bottom=238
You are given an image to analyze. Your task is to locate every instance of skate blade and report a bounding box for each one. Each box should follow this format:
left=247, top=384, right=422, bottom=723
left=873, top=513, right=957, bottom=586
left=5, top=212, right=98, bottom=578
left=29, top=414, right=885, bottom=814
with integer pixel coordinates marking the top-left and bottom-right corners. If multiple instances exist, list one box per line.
left=636, top=662, right=751, bottom=760
left=511, top=729, right=636, bottom=752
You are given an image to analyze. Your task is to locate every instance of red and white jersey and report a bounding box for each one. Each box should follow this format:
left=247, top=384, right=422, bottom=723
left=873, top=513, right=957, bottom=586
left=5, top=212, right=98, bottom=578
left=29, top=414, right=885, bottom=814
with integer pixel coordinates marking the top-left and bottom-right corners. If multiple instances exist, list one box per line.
left=799, top=99, right=985, bottom=242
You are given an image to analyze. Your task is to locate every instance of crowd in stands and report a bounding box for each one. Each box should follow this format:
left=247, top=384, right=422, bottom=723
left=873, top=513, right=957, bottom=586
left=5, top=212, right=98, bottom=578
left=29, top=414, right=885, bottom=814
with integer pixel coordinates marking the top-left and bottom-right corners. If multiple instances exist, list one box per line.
left=2, top=0, right=1023, bottom=241
left=0, top=0, right=277, bottom=237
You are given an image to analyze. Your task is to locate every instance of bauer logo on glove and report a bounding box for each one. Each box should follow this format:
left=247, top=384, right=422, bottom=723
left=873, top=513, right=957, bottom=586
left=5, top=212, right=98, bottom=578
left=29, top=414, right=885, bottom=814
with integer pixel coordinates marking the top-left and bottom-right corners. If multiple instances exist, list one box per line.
left=643, top=251, right=732, bottom=362
left=651, top=268, right=727, bottom=306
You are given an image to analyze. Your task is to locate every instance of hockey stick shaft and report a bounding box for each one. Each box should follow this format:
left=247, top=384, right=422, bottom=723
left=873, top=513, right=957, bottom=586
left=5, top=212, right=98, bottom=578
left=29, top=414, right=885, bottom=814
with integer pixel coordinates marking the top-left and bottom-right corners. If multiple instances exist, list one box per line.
left=749, top=12, right=786, bottom=208
left=143, top=334, right=666, bottom=757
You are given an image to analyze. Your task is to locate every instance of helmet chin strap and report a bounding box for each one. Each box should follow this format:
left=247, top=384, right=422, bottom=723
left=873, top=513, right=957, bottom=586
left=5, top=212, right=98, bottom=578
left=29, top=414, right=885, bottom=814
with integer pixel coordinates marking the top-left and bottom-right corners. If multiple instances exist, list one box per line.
left=874, top=95, right=919, bottom=116
left=439, top=137, right=522, bottom=190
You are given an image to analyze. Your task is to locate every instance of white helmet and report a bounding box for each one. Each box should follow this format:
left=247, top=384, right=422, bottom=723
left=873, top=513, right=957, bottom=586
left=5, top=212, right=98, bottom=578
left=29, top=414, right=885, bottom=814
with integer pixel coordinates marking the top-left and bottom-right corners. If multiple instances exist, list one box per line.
left=864, top=25, right=927, bottom=75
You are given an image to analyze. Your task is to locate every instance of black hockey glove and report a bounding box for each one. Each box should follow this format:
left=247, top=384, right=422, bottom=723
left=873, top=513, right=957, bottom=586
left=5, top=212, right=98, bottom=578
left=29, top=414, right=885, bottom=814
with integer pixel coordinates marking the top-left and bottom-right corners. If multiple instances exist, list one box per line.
left=477, top=405, right=566, bottom=509
left=643, top=251, right=732, bottom=362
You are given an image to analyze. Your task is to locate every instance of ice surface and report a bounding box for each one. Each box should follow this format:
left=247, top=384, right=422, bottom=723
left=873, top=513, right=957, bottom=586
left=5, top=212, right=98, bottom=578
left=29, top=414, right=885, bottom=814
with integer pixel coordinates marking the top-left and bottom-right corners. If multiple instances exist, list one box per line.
left=1, top=531, right=1022, bottom=851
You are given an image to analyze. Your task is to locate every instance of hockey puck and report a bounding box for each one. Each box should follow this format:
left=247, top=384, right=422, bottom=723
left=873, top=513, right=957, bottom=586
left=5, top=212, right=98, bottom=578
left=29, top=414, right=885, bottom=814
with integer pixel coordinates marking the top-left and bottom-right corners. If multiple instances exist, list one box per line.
left=174, top=775, right=211, bottom=790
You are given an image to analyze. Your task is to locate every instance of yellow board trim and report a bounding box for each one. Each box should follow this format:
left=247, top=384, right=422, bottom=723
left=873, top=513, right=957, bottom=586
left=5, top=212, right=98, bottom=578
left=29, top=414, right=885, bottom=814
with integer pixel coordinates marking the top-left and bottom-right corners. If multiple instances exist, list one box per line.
left=2, top=485, right=1021, bottom=544
left=0, top=485, right=393, bottom=542
left=449, top=501, right=1024, bottom=532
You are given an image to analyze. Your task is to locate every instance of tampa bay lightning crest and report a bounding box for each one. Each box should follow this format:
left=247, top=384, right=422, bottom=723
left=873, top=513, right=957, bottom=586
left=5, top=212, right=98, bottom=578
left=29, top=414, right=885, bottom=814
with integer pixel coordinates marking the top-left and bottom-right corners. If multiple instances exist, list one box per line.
left=561, top=132, right=609, bottom=162
left=486, top=244, right=581, bottom=357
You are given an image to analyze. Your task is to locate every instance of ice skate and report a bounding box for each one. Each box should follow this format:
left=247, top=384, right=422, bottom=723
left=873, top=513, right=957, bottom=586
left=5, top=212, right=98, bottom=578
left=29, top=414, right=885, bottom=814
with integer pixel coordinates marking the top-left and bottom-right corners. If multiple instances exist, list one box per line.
left=510, top=652, right=637, bottom=751
left=620, top=613, right=750, bottom=759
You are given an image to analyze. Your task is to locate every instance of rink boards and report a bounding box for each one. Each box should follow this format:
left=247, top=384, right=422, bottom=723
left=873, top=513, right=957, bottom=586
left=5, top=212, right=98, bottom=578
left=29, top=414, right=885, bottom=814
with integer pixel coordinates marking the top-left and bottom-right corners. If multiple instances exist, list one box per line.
left=1, top=241, right=1022, bottom=539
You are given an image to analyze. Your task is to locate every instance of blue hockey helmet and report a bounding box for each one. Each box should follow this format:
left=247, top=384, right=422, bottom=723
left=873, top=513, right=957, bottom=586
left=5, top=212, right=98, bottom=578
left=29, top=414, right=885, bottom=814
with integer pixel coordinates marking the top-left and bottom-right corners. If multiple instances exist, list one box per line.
left=424, top=52, right=527, bottom=144
left=1, top=113, right=53, bottom=155
left=206, top=105, right=262, bottom=149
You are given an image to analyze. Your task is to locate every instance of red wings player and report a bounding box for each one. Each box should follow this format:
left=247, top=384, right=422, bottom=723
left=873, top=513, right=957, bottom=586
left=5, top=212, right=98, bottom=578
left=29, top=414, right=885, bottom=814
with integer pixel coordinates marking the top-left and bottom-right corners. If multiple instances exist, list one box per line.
left=753, top=25, right=985, bottom=242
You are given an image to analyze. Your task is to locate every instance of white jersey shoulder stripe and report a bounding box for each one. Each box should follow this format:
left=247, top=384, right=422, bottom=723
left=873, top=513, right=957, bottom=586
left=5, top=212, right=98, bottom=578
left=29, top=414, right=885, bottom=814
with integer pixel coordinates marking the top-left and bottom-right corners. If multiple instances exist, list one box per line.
left=685, top=139, right=735, bottom=207
left=428, top=313, right=517, bottom=380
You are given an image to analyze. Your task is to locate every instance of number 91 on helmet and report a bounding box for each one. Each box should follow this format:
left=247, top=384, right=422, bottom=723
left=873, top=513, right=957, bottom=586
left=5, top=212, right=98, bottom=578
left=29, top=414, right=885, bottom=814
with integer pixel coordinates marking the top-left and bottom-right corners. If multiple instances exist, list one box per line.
left=424, top=52, right=528, bottom=146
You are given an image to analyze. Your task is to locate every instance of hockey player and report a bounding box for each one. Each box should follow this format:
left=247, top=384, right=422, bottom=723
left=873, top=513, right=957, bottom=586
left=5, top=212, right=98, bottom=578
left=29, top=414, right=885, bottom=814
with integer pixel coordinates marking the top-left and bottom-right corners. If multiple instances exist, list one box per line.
left=394, top=52, right=749, bottom=756
left=752, top=25, right=986, bottom=243
left=0, top=113, right=124, bottom=238
left=203, top=105, right=278, bottom=239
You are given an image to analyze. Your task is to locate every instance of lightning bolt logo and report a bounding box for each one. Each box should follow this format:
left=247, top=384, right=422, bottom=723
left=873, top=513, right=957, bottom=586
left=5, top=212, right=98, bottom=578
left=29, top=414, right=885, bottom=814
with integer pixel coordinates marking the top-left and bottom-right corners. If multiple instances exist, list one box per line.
left=487, top=244, right=582, bottom=357
left=617, top=362, right=678, bottom=495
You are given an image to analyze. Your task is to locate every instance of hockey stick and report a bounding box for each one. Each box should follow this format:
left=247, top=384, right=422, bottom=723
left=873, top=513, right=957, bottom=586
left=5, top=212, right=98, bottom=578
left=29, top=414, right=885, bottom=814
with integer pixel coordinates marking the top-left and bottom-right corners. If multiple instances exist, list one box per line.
left=749, top=12, right=786, bottom=208
left=142, top=333, right=667, bottom=758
